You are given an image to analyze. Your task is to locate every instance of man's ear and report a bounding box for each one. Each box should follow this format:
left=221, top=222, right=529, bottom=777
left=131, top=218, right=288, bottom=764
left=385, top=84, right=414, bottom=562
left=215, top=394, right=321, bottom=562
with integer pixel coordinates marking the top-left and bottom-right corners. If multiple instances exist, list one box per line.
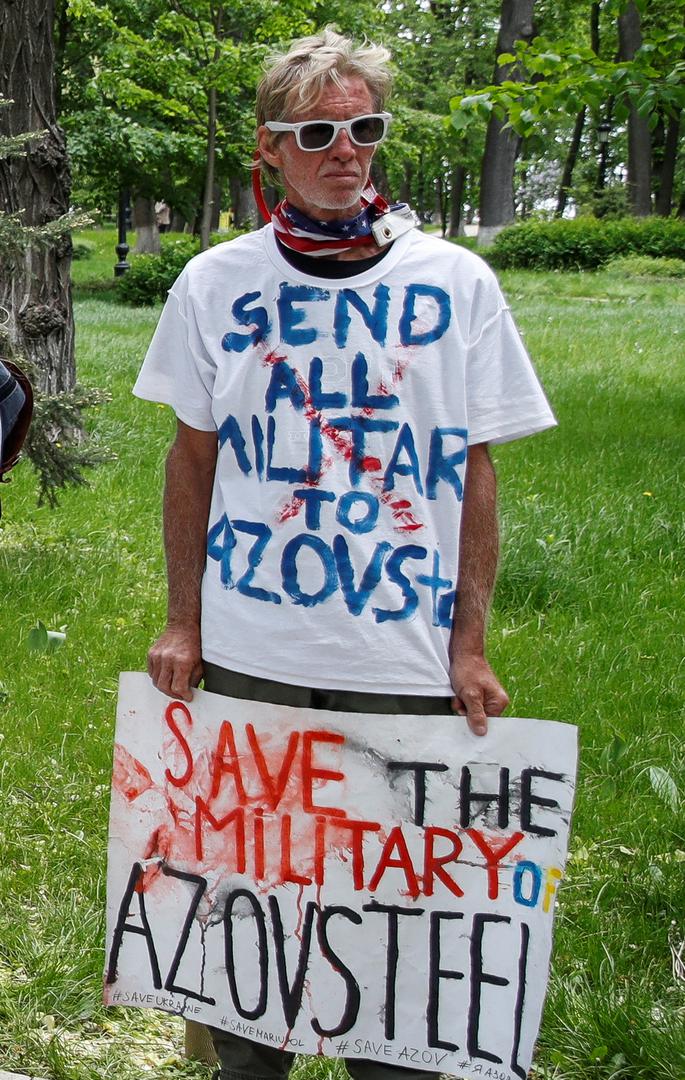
left=257, top=126, right=281, bottom=168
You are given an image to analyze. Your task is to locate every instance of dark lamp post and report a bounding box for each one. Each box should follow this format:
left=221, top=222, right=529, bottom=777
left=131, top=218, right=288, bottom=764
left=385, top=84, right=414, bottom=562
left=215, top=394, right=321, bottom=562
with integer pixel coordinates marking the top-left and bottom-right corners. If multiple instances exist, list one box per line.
left=114, top=188, right=131, bottom=276
left=596, top=121, right=612, bottom=194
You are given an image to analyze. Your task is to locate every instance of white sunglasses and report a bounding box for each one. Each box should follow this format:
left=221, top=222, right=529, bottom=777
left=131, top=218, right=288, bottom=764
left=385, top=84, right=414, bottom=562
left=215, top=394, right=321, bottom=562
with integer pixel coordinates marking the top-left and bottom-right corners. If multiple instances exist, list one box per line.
left=264, top=112, right=392, bottom=152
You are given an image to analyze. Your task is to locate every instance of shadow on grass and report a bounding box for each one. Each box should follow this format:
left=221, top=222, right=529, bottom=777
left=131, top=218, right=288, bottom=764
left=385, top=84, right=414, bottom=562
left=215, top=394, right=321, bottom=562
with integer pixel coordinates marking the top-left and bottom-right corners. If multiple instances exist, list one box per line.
left=73, top=283, right=123, bottom=304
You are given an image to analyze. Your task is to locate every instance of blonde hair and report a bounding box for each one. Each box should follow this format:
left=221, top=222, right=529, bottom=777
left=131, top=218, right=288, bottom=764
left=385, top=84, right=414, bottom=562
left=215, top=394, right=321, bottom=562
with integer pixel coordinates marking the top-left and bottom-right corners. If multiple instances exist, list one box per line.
left=256, top=27, right=392, bottom=184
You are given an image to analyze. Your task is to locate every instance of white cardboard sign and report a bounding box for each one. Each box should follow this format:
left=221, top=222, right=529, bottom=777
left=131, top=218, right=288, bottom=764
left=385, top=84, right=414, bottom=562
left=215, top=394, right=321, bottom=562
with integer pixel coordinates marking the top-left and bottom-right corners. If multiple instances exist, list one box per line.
left=105, top=672, right=577, bottom=1080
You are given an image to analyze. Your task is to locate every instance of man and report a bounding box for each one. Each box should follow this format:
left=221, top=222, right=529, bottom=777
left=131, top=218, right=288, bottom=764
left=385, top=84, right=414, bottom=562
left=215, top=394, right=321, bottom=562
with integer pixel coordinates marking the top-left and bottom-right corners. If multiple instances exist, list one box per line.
left=134, top=27, right=555, bottom=1080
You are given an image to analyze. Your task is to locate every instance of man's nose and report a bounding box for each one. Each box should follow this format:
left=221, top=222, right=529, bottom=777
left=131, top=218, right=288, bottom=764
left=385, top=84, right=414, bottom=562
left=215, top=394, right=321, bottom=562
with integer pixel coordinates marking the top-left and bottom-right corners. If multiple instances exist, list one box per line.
left=329, top=129, right=356, bottom=157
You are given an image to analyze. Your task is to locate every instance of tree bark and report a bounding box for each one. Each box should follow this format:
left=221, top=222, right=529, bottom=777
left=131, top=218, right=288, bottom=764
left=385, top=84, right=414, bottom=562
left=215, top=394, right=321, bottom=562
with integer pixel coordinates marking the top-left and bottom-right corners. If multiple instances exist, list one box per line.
left=416, top=153, right=429, bottom=221
left=54, top=0, right=70, bottom=116
left=618, top=2, right=652, bottom=215
left=654, top=112, right=681, bottom=217
left=133, top=195, right=160, bottom=254
left=448, top=164, right=466, bottom=237
left=200, top=81, right=217, bottom=251
left=371, top=159, right=391, bottom=201
left=596, top=99, right=614, bottom=192
left=229, top=176, right=257, bottom=229
left=211, top=182, right=221, bottom=231
left=200, top=4, right=224, bottom=253
left=555, top=108, right=585, bottom=217
left=436, top=175, right=447, bottom=236
left=0, top=0, right=74, bottom=393
left=478, top=0, right=536, bottom=245
left=399, top=161, right=412, bottom=205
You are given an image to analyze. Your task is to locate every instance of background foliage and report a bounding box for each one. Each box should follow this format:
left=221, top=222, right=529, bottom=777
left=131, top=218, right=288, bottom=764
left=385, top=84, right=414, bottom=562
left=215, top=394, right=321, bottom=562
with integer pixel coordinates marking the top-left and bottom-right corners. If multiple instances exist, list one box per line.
left=56, top=0, right=685, bottom=233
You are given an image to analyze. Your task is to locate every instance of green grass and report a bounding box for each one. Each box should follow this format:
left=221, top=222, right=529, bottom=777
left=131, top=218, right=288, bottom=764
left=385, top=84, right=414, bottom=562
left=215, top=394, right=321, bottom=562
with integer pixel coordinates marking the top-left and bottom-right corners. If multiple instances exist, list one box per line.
left=0, top=229, right=683, bottom=1078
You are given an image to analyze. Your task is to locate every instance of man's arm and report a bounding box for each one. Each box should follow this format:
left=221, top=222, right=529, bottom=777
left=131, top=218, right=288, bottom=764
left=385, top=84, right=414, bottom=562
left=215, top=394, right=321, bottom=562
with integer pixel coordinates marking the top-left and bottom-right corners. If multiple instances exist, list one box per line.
left=147, top=419, right=218, bottom=701
left=450, top=441, right=509, bottom=736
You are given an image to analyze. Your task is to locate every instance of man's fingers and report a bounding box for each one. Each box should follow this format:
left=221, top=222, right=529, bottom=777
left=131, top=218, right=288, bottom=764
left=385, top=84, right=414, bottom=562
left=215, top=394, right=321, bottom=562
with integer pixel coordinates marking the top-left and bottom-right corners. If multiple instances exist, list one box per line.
left=162, top=656, right=193, bottom=701
left=170, top=677, right=194, bottom=702
left=450, top=656, right=509, bottom=737
left=486, top=685, right=510, bottom=716
left=452, top=689, right=487, bottom=736
left=464, top=690, right=488, bottom=737
left=147, top=652, right=192, bottom=701
left=171, top=659, right=203, bottom=701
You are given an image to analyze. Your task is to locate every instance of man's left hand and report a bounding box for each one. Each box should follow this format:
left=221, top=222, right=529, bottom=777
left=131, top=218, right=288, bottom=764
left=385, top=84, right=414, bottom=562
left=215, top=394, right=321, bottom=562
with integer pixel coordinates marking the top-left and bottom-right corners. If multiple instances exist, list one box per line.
left=450, top=653, right=509, bottom=737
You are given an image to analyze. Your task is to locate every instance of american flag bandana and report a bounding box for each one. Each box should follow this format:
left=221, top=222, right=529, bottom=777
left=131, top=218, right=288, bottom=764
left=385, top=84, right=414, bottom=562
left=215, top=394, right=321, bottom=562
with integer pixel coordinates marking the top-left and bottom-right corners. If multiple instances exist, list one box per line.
left=271, top=184, right=407, bottom=256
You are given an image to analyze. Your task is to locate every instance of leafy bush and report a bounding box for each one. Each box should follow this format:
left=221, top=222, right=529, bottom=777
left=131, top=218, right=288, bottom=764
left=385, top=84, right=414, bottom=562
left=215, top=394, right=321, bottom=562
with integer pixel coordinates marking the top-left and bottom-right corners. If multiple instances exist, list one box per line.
left=604, top=254, right=685, bottom=278
left=488, top=217, right=685, bottom=271
left=117, top=232, right=240, bottom=305
left=116, top=252, right=172, bottom=305
left=573, top=184, right=630, bottom=220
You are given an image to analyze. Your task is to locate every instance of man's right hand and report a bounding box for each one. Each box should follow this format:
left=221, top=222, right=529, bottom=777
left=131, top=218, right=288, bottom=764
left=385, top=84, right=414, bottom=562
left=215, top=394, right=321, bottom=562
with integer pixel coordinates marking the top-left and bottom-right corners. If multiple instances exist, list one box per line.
left=147, top=625, right=203, bottom=702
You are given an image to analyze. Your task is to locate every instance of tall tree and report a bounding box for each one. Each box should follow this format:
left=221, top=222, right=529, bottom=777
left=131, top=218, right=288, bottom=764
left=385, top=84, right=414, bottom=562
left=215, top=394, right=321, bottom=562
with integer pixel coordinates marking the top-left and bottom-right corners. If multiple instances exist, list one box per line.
left=62, top=0, right=321, bottom=239
left=0, top=0, right=74, bottom=393
left=382, top=0, right=497, bottom=235
left=555, top=2, right=600, bottom=217
left=618, top=0, right=652, bottom=215
left=478, top=0, right=536, bottom=245
left=0, top=92, right=107, bottom=506
left=451, top=0, right=685, bottom=221
left=653, top=111, right=681, bottom=215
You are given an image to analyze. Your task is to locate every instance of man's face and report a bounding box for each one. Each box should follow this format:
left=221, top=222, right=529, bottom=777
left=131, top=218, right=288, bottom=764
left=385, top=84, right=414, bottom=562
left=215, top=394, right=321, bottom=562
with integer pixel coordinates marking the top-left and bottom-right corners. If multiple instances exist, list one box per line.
left=258, top=76, right=378, bottom=221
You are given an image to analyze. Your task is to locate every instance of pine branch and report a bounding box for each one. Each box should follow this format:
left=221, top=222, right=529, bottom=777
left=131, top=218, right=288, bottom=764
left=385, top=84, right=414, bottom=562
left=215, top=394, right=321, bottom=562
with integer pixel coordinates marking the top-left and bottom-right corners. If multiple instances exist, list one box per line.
left=0, top=131, right=45, bottom=160
left=23, top=383, right=115, bottom=507
left=0, top=98, right=46, bottom=159
left=0, top=209, right=92, bottom=254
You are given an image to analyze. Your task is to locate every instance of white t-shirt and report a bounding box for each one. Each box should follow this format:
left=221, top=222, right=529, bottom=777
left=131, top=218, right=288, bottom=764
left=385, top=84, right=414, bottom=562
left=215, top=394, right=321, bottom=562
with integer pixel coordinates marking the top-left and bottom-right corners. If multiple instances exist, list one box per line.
left=134, top=227, right=555, bottom=695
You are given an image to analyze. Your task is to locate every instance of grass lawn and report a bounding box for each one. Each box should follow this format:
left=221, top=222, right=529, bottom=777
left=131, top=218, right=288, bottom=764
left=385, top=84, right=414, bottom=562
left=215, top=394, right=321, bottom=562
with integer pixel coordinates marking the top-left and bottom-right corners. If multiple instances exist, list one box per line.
left=0, top=229, right=682, bottom=1079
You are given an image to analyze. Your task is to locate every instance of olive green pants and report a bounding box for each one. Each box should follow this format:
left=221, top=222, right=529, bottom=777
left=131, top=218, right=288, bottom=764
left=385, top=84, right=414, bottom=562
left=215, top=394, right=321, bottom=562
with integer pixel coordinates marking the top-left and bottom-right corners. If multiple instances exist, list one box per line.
left=202, top=662, right=453, bottom=1080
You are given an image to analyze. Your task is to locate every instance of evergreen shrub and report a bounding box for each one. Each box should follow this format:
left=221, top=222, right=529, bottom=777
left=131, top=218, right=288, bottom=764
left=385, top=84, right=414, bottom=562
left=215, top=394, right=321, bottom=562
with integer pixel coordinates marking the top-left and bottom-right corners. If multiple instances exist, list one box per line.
left=488, top=217, right=685, bottom=270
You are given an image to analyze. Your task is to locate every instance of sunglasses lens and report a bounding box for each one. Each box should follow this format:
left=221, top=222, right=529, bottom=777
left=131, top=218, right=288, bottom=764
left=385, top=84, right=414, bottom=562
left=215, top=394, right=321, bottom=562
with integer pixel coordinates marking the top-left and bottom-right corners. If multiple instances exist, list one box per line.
left=351, top=116, right=385, bottom=144
left=299, top=122, right=336, bottom=150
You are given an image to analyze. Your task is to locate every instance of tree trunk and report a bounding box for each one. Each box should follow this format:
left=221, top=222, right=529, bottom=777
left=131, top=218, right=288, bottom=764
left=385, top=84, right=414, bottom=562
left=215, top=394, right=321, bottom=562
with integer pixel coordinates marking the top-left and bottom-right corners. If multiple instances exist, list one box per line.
left=436, top=175, right=447, bottom=236
left=556, top=3, right=598, bottom=218
left=448, top=164, right=466, bottom=237
left=596, top=99, right=614, bottom=192
left=371, top=159, right=391, bottom=201
left=399, top=161, right=412, bottom=205
left=133, top=195, right=160, bottom=254
left=229, top=176, right=257, bottom=229
left=618, top=2, right=652, bottom=215
left=211, top=182, right=221, bottom=231
left=416, top=153, right=428, bottom=221
left=0, top=0, right=74, bottom=394
left=654, top=112, right=681, bottom=217
left=200, top=82, right=217, bottom=251
left=54, top=0, right=70, bottom=116
left=478, top=0, right=536, bottom=246
left=556, top=108, right=586, bottom=217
